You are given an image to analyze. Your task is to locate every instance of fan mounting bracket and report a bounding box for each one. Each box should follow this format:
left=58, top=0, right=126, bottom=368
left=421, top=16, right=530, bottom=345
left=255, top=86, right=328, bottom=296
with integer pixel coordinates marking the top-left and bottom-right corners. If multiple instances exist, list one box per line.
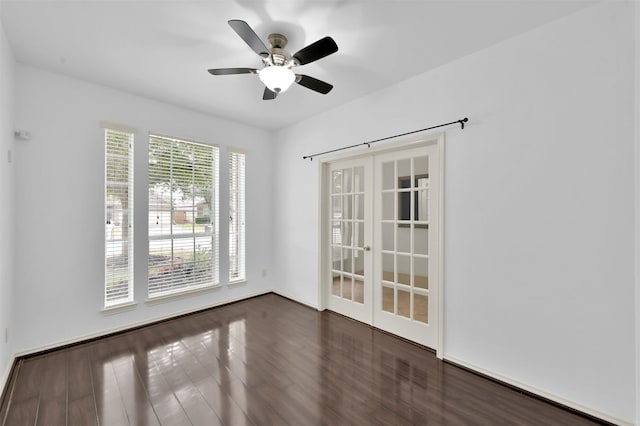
left=267, top=33, right=288, bottom=49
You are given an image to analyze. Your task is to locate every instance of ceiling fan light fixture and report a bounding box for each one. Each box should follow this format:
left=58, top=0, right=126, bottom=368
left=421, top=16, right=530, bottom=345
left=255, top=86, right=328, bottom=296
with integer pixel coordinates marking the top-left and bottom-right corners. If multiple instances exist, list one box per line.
left=258, top=66, right=295, bottom=93
left=209, top=20, right=337, bottom=100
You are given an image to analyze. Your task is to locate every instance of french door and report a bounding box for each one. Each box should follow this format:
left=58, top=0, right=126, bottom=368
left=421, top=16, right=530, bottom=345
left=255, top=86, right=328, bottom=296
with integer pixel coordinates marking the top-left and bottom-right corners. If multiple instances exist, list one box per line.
left=326, top=157, right=373, bottom=324
left=373, top=146, right=439, bottom=347
left=325, top=143, right=440, bottom=349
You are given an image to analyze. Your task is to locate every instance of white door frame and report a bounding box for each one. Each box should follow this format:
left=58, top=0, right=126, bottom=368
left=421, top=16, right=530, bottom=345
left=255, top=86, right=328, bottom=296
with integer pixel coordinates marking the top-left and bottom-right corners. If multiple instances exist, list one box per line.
left=317, top=132, right=446, bottom=359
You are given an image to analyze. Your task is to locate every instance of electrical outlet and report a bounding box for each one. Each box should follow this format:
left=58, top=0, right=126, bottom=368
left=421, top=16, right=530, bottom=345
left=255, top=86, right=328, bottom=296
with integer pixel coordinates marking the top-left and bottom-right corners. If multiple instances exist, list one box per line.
left=261, top=269, right=267, bottom=278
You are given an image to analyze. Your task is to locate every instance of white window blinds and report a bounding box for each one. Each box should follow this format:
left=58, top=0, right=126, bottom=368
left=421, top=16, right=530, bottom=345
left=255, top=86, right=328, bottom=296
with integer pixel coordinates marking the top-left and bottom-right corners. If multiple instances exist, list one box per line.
left=148, top=134, right=219, bottom=297
left=229, top=151, right=246, bottom=282
left=104, top=128, right=134, bottom=307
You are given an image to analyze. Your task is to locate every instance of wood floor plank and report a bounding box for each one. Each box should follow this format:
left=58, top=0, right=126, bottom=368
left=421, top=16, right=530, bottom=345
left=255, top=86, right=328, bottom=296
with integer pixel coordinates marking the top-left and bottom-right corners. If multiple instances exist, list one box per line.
left=1, top=294, right=605, bottom=426
left=67, top=395, right=98, bottom=426
left=35, top=396, right=67, bottom=426
left=256, top=382, right=324, bottom=426
left=66, top=347, right=94, bottom=403
left=111, top=355, right=161, bottom=426
left=173, top=385, right=221, bottom=426
left=8, top=359, right=41, bottom=404
left=3, top=396, right=38, bottom=426
left=90, top=359, right=131, bottom=426
left=134, top=359, right=193, bottom=425
left=221, top=377, right=288, bottom=426
left=194, top=376, right=253, bottom=426
left=146, top=339, right=222, bottom=425
left=34, top=350, right=68, bottom=426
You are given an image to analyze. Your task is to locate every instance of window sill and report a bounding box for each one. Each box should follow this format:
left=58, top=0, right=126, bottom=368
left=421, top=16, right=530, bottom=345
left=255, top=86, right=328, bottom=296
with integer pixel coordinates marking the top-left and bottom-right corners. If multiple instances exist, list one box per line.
left=101, top=301, right=137, bottom=315
left=228, top=279, right=247, bottom=287
left=145, top=284, right=221, bottom=305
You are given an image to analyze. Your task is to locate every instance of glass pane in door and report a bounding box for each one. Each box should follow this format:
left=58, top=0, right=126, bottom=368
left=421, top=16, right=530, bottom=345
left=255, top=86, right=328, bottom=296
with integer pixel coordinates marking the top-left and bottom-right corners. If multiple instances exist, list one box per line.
left=354, top=277, right=364, bottom=303
left=355, top=222, right=365, bottom=248
left=332, top=271, right=340, bottom=296
left=342, top=276, right=353, bottom=300
left=382, top=285, right=394, bottom=313
left=332, top=170, right=342, bottom=193
left=343, top=168, right=352, bottom=193
left=378, top=155, right=431, bottom=323
left=414, top=227, right=428, bottom=255
left=341, top=222, right=352, bottom=247
left=414, top=156, right=429, bottom=177
left=397, top=255, right=411, bottom=286
left=414, top=294, right=428, bottom=323
left=414, top=256, right=428, bottom=290
left=382, top=162, right=394, bottom=190
left=354, top=166, right=364, bottom=192
left=331, top=165, right=366, bottom=305
left=397, top=289, right=411, bottom=319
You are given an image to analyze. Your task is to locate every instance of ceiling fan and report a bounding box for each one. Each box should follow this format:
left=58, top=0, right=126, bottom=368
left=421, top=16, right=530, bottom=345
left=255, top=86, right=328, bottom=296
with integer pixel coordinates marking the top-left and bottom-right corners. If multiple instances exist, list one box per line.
left=208, top=20, right=338, bottom=100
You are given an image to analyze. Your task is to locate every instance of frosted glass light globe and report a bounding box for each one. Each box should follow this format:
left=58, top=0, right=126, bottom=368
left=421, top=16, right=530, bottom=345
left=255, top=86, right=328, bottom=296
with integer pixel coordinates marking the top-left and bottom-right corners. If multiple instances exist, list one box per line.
left=259, top=66, right=295, bottom=93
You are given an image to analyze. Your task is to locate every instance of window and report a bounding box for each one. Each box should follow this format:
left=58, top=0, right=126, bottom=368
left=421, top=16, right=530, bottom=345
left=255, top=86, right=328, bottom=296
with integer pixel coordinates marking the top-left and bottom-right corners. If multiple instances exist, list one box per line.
left=148, top=134, right=219, bottom=297
left=104, top=128, right=134, bottom=307
left=229, top=151, right=246, bottom=282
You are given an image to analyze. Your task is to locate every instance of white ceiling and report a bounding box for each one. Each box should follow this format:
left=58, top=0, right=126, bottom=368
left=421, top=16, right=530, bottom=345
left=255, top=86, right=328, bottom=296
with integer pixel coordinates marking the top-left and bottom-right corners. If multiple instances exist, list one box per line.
left=1, top=0, right=594, bottom=131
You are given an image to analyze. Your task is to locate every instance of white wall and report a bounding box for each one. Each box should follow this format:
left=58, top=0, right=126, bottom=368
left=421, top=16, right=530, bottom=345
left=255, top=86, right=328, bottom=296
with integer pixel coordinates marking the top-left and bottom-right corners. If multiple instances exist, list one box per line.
left=0, top=0, right=15, bottom=390
left=273, top=2, right=635, bottom=423
left=635, top=2, right=640, bottom=424
left=12, top=65, right=275, bottom=354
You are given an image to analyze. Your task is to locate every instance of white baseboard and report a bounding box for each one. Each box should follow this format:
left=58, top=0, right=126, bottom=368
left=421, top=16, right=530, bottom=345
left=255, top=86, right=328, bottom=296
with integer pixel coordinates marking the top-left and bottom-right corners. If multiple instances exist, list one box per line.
left=444, top=355, right=631, bottom=426
left=272, top=290, right=320, bottom=311
left=15, top=289, right=272, bottom=358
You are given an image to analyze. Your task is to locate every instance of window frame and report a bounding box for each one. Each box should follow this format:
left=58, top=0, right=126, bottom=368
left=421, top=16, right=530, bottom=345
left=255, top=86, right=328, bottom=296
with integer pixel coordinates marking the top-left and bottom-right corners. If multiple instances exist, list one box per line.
left=147, top=133, right=220, bottom=299
left=104, top=126, right=135, bottom=309
left=228, top=150, right=246, bottom=283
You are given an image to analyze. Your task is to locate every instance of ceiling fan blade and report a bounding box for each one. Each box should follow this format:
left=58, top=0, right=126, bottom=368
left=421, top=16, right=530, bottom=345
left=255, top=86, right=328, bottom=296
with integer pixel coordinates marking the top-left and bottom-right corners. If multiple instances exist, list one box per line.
left=263, top=87, right=278, bottom=100
left=208, top=68, right=257, bottom=75
left=296, top=75, right=333, bottom=94
left=293, top=37, right=338, bottom=65
left=228, top=20, right=269, bottom=57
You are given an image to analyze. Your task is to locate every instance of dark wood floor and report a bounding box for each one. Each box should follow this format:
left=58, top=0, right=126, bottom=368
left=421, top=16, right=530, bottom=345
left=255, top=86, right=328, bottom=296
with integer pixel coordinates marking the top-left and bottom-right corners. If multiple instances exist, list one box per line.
left=1, top=294, right=603, bottom=426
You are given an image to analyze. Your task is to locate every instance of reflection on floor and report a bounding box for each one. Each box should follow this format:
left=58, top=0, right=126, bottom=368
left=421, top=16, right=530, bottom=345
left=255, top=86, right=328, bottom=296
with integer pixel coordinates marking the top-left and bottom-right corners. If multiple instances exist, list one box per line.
left=0, top=294, right=600, bottom=425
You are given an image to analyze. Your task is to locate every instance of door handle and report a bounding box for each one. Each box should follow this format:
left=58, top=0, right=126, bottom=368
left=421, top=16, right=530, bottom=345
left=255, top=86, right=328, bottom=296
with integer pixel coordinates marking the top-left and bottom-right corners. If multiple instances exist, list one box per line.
left=364, top=246, right=371, bottom=252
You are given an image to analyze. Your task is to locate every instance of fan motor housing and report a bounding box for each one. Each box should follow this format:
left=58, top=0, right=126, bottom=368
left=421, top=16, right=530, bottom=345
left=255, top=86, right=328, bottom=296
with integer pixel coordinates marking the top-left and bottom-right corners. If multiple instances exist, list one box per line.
left=269, top=48, right=291, bottom=66
left=266, top=34, right=292, bottom=66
